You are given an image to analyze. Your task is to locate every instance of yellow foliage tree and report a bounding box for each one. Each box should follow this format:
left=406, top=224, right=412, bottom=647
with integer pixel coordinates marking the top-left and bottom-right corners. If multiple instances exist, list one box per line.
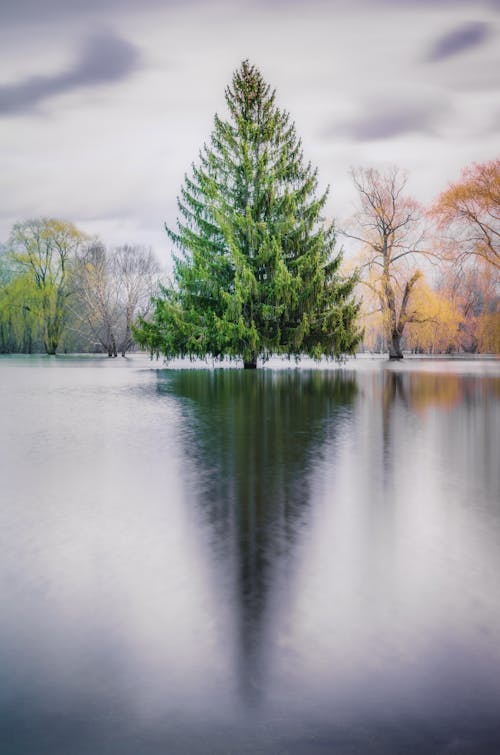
left=405, top=279, right=463, bottom=353
left=435, top=255, right=499, bottom=353
left=475, top=302, right=500, bottom=353
left=432, top=158, right=500, bottom=271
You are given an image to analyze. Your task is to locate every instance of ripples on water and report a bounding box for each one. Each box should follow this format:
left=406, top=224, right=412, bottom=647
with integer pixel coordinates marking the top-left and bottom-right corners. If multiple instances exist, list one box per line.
left=0, top=355, right=499, bottom=754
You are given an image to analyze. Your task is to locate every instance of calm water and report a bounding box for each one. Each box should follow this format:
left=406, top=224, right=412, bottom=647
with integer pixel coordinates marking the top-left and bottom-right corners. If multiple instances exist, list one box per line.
left=1, top=355, right=500, bottom=754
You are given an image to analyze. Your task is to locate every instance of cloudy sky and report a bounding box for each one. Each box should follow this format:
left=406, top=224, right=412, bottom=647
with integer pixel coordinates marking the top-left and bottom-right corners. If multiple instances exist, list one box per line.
left=1, top=0, right=499, bottom=266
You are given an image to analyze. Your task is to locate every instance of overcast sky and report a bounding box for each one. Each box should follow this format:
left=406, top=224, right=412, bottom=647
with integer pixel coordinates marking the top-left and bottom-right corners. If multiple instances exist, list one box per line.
left=1, top=0, right=499, bottom=266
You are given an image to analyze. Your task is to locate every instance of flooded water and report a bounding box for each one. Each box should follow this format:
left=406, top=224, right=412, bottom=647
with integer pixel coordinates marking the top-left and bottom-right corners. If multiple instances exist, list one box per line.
left=1, top=355, right=500, bottom=754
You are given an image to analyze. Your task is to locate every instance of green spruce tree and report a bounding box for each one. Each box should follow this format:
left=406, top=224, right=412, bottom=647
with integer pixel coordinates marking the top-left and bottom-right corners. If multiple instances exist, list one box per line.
left=137, top=60, right=361, bottom=367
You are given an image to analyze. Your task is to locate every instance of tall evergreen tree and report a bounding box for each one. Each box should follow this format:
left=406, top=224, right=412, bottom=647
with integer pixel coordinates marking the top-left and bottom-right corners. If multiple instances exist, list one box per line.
left=137, top=60, right=361, bottom=367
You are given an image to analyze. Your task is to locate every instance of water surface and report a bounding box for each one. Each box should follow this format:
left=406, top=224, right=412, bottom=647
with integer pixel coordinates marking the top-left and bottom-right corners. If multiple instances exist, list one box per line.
left=1, top=355, right=500, bottom=753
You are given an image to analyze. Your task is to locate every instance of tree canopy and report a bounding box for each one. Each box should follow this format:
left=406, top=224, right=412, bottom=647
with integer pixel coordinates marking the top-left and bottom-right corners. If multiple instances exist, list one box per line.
left=136, top=60, right=361, bottom=367
left=343, top=167, right=432, bottom=359
left=432, top=159, right=500, bottom=271
left=73, top=243, right=159, bottom=356
left=9, top=218, right=87, bottom=355
left=1, top=221, right=160, bottom=355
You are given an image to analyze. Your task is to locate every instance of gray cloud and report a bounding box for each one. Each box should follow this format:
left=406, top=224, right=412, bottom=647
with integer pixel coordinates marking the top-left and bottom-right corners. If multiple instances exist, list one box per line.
left=2, top=0, right=497, bottom=26
left=426, top=22, right=492, bottom=62
left=383, top=0, right=499, bottom=6
left=0, top=31, right=141, bottom=116
left=331, top=97, right=449, bottom=141
left=254, top=0, right=500, bottom=9
left=0, top=0, right=188, bottom=27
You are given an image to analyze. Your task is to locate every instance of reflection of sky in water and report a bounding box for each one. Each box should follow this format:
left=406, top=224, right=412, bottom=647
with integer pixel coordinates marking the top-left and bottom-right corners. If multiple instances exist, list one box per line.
left=0, top=356, right=499, bottom=753
left=269, top=370, right=500, bottom=720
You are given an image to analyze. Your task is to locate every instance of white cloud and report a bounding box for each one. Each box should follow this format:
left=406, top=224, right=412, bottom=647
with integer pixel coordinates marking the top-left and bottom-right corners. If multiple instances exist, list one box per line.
left=0, top=0, right=498, bottom=268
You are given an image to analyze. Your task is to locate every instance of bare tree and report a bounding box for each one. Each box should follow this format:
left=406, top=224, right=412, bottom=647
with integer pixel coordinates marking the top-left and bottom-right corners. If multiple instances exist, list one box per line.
left=113, top=245, right=160, bottom=356
left=73, top=243, right=160, bottom=356
left=343, top=167, right=430, bottom=358
left=74, top=242, right=119, bottom=355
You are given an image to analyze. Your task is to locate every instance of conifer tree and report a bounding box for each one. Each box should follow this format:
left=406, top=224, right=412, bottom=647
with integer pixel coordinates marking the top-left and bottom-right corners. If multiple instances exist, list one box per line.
left=137, top=60, right=361, bottom=367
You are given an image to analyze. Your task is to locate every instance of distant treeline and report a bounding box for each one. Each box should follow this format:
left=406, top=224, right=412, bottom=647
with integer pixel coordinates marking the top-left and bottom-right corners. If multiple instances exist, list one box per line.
left=1, top=158, right=499, bottom=357
left=0, top=219, right=160, bottom=355
left=349, top=160, right=499, bottom=356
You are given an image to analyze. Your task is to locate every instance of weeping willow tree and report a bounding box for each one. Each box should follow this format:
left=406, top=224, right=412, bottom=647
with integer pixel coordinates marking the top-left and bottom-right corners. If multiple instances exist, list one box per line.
left=137, top=60, right=361, bottom=367
left=0, top=272, right=42, bottom=353
left=9, top=218, right=86, bottom=355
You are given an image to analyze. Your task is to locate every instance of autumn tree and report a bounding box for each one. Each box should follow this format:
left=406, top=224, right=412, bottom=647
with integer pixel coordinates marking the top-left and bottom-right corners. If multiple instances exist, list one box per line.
left=431, top=159, right=499, bottom=354
left=343, top=166, right=430, bottom=359
left=136, top=60, right=361, bottom=367
left=436, top=261, right=499, bottom=353
left=8, top=218, right=86, bottom=354
left=404, top=278, right=462, bottom=354
left=432, top=158, right=500, bottom=271
left=475, top=301, right=500, bottom=353
left=352, top=272, right=385, bottom=353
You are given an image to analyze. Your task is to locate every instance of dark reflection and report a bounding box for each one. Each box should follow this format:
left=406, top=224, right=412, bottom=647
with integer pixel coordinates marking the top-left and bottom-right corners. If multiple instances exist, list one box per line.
left=380, top=370, right=408, bottom=474
left=2, top=358, right=500, bottom=754
left=158, top=369, right=357, bottom=704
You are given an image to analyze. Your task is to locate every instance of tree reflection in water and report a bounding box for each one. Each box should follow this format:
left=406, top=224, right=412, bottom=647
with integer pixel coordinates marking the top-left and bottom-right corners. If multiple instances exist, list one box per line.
left=157, top=369, right=357, bottom=705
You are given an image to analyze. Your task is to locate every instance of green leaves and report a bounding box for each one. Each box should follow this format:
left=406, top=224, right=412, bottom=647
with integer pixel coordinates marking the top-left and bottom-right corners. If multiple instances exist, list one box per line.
left=136, top=60, right=361, bottom=365
left=6, top=218, right=87, bottom=354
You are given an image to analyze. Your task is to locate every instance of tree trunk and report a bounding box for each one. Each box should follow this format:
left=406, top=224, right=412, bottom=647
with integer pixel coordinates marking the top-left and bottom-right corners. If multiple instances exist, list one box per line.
left=107, top=331, right=118, bottom=357
left=122, top=311, right=132, bottom=357
left=44, top=331, right=57, bottom=355
left=388, top=331, right=403, bottom=359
